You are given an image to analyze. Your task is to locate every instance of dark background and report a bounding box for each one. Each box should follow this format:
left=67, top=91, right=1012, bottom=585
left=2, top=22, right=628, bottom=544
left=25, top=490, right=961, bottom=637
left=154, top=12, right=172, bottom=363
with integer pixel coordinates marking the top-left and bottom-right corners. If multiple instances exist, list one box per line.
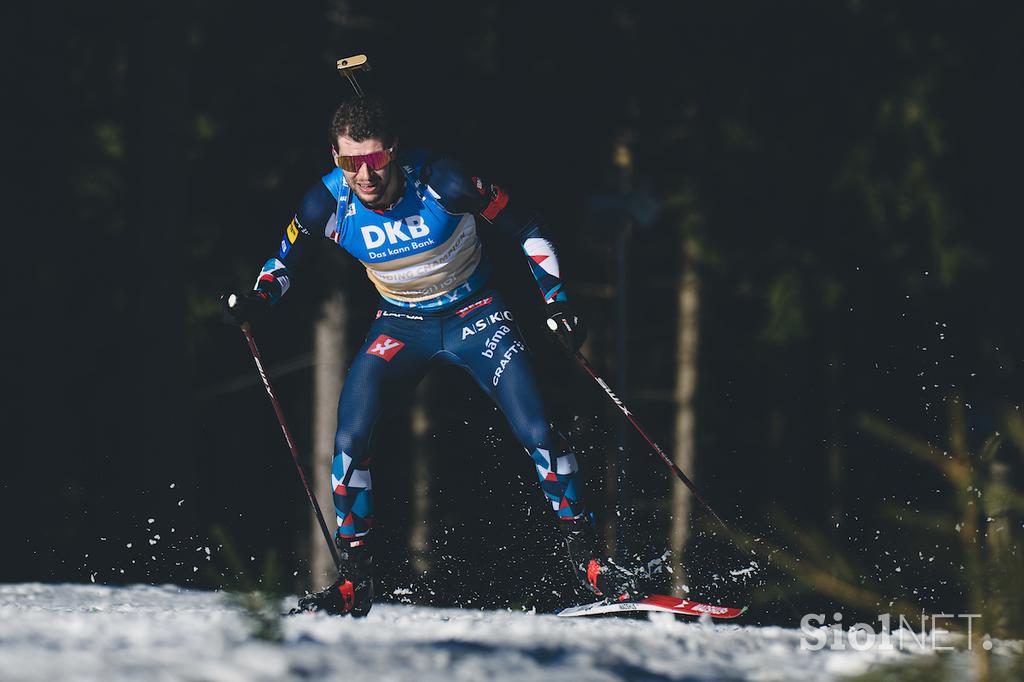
left=8, top=1, right=1024, bottom=624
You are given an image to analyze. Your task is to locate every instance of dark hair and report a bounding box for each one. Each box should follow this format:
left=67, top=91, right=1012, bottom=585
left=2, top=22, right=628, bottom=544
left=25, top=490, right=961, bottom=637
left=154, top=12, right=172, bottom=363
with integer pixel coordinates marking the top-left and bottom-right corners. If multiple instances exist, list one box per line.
left=328, top=97, right=396, bottom=149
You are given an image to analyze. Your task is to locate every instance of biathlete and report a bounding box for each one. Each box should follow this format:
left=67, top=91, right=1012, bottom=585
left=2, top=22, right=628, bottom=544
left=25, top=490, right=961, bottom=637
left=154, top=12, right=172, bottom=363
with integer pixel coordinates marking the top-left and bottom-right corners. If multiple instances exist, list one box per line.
left=222, top=96, right=637, bottom=615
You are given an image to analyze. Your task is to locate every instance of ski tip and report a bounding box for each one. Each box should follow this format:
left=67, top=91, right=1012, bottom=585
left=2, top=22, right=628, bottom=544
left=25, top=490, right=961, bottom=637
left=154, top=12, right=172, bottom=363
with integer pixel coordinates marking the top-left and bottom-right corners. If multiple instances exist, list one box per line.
left=556, top=594, right=748, bottom=620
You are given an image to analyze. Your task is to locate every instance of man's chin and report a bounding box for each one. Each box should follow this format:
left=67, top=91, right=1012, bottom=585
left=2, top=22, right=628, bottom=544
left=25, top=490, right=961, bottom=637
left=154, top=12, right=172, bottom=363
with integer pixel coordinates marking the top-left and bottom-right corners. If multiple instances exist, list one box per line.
left=355, top=190, right=383, bottom=206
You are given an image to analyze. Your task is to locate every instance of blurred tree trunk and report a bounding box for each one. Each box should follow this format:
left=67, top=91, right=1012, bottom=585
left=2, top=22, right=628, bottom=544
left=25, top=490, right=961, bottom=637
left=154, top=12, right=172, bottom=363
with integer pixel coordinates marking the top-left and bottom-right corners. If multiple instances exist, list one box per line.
left=670, top=234, right=700, bottom=592
left=984, top=458, right=1016, bottom=636
left=311, top=289, right=347, bottom=586
left=608, top=130, right=636, bottom=559
left=409, top=381, right=433, bottom=576
left=825, top=316, right=843, bottom=528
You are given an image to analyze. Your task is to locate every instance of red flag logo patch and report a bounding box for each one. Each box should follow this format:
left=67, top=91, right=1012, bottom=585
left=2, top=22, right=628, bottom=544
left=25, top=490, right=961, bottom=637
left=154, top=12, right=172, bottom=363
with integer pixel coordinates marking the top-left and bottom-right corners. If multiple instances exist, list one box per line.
left=367, top=334, right=405, bottom=361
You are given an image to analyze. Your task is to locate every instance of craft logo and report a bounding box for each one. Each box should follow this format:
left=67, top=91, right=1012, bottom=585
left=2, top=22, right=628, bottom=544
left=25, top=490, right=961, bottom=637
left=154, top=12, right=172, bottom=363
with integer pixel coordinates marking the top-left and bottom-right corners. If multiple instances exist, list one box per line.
left=367, top=335, right=405, bottom=361
left=492, top=340, right=525, bottom=386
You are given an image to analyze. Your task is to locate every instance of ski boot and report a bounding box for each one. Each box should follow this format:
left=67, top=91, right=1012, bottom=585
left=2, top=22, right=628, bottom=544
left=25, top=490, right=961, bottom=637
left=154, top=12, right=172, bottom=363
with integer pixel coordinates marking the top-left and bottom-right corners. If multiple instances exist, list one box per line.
left=295, top=536, right=374, bottom=617
left=560, top=517, right=640, bottom=602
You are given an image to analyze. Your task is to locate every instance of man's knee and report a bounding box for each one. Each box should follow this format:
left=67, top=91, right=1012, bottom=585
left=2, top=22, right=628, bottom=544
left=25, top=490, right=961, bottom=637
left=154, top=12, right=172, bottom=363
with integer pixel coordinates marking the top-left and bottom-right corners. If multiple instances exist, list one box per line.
left=334, top=423, right=373, bottom=462
left=515, top=420, right=557, bottom=452
left=332, top=443, right=372, bottom=477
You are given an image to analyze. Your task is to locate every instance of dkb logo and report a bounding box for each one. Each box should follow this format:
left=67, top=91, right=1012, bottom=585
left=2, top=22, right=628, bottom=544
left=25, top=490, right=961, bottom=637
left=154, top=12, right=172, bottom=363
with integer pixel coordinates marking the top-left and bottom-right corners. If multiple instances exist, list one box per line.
left=361, top=216, right=430, bottom=249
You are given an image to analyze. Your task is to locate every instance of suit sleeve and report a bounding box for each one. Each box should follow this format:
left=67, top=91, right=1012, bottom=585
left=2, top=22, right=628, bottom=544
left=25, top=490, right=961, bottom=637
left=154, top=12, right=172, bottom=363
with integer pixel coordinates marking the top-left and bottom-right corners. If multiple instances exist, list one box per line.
left=425, top=158, right=569, bottom=304
left=253, top=181, right=335, bottom=304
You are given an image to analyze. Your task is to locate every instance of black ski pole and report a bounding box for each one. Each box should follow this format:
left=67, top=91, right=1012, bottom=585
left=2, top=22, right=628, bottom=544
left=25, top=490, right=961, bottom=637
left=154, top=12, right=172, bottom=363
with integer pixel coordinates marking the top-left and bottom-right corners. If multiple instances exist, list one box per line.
left=570, top=344, right=803, bottom=613
left=571, top=349, right=731, bottom=533
left=239, top=323, right=341, bottom=570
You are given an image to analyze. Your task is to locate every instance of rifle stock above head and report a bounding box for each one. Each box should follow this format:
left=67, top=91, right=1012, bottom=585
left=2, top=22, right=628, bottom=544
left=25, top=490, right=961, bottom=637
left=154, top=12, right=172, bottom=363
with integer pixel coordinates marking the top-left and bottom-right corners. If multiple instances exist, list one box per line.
left=337, top=54, right=371, bottom=96
left=336, top=55, right=370, bottom=74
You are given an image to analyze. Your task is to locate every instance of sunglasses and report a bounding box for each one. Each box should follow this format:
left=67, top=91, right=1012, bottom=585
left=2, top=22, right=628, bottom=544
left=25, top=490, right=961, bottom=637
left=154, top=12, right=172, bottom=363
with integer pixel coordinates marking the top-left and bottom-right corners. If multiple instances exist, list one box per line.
left=335, top=146, right=395, bottom=172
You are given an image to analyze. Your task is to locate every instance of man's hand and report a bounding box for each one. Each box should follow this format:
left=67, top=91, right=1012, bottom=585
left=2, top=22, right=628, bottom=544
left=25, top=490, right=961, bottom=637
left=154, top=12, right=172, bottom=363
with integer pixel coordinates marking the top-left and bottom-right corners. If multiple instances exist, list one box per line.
left=545, top=301, right=588, bottom=353
left=221, top=291, right=270, bottom=327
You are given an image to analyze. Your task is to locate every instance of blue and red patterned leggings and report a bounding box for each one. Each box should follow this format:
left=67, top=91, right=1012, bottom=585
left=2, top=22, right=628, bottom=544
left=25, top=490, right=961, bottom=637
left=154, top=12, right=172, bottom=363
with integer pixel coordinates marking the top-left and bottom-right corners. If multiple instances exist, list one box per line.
left=332, top=289, right=585, bottom=540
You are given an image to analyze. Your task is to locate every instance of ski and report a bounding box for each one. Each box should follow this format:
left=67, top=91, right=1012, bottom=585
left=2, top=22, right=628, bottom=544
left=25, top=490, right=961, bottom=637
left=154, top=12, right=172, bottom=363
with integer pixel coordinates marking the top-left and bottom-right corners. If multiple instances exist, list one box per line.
left=557, top=593, right=747, bottom=619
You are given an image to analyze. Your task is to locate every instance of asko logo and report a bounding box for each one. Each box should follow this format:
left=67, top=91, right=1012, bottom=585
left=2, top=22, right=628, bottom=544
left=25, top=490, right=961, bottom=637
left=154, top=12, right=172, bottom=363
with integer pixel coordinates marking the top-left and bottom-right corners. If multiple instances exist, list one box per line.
left=366, top=335, right=405, bottom=361
left=361, top=216, right=430, bottom=249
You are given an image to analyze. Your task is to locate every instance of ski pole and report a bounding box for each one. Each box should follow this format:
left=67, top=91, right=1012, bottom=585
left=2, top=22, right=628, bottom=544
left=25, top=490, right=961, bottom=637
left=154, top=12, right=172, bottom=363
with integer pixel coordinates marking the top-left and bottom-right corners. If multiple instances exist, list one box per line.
left=570, top=344, right=803, bottom=612
left=239, top=322, right=342, bottom=570
left=571, top=350, right=731, bottom=533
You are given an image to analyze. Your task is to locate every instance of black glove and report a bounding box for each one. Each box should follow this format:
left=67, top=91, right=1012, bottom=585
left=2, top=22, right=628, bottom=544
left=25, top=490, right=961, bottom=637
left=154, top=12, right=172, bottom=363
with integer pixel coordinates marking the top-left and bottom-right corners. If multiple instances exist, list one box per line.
left=545, top=300, right=587, bottom=353
left=221, top=291, right=270, bottom=327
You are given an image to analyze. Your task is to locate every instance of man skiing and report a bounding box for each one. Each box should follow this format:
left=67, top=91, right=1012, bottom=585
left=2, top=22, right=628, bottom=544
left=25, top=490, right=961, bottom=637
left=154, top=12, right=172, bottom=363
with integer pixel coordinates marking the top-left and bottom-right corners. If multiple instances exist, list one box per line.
left=222, top=96, right=637, bottom=616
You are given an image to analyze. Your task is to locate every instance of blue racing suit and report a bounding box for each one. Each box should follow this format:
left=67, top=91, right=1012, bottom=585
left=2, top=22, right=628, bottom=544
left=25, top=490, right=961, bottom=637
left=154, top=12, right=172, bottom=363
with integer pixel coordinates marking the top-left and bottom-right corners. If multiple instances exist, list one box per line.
left=252, top=150, right=584, bottom=540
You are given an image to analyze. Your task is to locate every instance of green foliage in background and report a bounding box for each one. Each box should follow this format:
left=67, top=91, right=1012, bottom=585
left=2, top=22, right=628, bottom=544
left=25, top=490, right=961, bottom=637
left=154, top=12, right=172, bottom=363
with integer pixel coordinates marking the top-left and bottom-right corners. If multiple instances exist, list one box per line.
left=208, top=525, right=287, bottom=643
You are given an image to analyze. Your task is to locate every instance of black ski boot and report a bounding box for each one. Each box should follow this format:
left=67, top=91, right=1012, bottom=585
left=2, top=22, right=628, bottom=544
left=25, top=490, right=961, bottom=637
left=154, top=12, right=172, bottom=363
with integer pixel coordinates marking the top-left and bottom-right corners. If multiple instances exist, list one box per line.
left=295, top=536, right=374, bottom=617
left=560, top=517, right=640, bottom=602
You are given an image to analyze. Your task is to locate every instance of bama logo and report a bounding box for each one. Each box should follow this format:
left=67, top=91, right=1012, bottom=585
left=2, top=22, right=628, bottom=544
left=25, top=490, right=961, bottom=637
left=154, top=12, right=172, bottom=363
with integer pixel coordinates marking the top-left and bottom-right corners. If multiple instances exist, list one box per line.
left=361, top=216, right=430, bottom=249
left=366, top=335, right=405, bottom=361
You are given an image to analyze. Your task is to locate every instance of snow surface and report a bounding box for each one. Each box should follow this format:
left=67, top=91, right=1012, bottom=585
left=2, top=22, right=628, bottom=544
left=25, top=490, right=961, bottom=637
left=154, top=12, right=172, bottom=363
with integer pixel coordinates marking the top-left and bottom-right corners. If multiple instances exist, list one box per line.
left=0, top=583, right=1007, bottom=681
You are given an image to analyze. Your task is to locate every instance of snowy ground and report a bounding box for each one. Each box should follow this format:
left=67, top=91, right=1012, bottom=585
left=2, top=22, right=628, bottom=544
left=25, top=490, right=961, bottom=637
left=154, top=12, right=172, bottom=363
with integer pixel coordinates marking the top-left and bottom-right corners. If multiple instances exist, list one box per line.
left=0, top=584, right=1015, bottom=681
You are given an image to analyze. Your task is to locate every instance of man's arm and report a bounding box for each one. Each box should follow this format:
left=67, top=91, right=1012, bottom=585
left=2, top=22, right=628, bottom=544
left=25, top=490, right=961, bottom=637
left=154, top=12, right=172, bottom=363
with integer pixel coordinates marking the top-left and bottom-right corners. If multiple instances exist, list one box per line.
left=252, top=181, right=336, bottom=304
left=223, top=179, right=336, bottom=327
left=424, top=158, right=568, bottom=304
left=425, top=158, right=586, bottom=351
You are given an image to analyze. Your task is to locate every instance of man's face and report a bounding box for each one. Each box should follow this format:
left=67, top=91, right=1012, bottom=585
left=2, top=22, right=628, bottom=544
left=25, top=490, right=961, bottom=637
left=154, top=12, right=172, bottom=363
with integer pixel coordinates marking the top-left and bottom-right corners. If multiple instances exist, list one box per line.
left=334, top=135, right=396, bottom=208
